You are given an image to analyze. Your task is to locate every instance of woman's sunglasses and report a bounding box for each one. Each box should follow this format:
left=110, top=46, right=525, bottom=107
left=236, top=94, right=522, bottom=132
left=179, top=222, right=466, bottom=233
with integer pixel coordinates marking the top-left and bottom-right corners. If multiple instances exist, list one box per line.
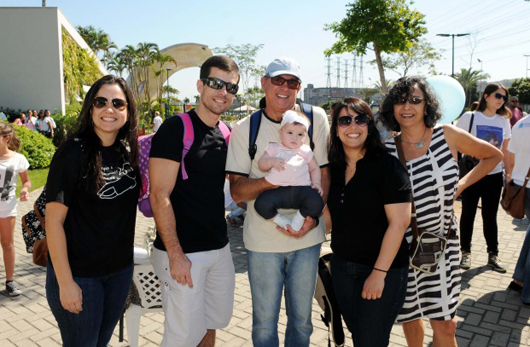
left=93, top=96, right=128, bottom=111
left=493, top=93, right=508, bottom=102
left=395, top=96, right=424, bottom=105
left=201, top=77, right=239, bottom=95
left=269, top=76, right=301, bottom=90
left=338, top=114, right=371, bottom=128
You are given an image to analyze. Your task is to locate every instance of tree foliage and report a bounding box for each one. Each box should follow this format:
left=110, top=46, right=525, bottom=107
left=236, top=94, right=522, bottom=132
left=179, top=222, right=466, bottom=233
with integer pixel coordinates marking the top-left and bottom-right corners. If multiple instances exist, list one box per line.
left=508, top=78, right=530, bottom=104
left=373, top=41, right=441, bottom=77
left=454, top=68, right=490, bottom=107
left=325, top=0, right=427, bottom=93
left=76, top=25, right=116, bottom=59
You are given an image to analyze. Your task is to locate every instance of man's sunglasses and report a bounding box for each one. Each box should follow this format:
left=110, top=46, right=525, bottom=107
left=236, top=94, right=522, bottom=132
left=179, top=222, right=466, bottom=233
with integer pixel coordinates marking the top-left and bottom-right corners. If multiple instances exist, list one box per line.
left=201, top=77, right=239, bottom=95
left=269, top=76, right=301, bottom=90
left=93, top=97, right=128, bottom=111
left=337, top=114, right=371, bottom=128
left=395, top=96, right=424, bottom=105
left=494, top=93, right=508, bottom=102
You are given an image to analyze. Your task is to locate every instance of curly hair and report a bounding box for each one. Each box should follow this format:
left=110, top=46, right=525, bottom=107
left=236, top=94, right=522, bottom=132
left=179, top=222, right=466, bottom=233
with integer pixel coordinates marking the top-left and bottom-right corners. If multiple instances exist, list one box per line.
left=73, top=75, right=139, bottom=191
left=476, top=83, right=511, bottom=118
left=379, top=76, right=442, bottom=131
left=328, top=97, right=388, bottom=169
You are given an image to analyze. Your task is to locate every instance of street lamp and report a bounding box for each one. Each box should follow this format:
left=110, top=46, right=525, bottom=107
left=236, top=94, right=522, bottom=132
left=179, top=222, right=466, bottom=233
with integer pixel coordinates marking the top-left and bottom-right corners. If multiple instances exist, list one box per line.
left=477, top=58, right=483, bottom=71
left=165, top=68, right=172, bottom=119
left=524, top=55, right=530, bottom=78
left=437, top=33, right=470, bottom=77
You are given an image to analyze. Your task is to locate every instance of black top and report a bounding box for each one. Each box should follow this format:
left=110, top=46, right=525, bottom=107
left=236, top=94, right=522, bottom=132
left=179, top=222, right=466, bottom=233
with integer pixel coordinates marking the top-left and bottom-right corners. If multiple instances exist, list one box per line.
left=46, top=138, right=139, bottom=277
left=150, top=110, right=229, bottom=253
left=328, top=152, right=412, bottom=268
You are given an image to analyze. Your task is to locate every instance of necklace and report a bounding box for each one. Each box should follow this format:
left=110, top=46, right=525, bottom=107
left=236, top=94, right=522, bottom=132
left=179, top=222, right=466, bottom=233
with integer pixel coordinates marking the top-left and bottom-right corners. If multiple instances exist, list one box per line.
left=401, top=127, right=428, bottom=149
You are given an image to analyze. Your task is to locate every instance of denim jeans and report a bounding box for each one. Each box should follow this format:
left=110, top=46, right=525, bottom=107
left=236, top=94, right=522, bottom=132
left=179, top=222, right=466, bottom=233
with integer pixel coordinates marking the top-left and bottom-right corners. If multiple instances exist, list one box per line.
left=254, top=186, right=324, bottom=220
left=513, top=188, right=530, bottom=304
left=331, top=255, right=408, bottom=347
left=226, top=201, right=246, bottom=218
left=46, top=261, right=133, bottom=347
left=247, top=243, right=321, bottom=347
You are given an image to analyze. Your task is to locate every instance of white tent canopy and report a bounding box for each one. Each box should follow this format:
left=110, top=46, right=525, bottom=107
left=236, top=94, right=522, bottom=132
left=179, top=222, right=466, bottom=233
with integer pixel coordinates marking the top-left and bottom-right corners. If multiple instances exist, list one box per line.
left=233, top=105, right=256, bottom=112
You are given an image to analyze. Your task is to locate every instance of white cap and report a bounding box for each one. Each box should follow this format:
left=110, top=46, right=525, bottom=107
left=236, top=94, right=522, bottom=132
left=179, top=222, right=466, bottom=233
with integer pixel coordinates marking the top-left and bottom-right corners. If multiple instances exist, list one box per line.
left=265, top=57, right=301, bottom=80
left=280, top=110, right=309, bottom=131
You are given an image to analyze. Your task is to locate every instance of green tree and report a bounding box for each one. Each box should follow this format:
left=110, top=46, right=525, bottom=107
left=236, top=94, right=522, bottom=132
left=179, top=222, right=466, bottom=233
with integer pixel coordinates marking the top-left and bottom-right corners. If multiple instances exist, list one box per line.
left=454, top=68, right=490, bottom=107
left=213, top=44, right=264, bottom=105
left=372, top=41, right=441, bottom=77
left=325, top=0, right=427, bottom=93
left=246, top=85, right=265, bottom=108
left=76, top=25, right=116, bottom=59
left=508, top=78, right=530, bottom=105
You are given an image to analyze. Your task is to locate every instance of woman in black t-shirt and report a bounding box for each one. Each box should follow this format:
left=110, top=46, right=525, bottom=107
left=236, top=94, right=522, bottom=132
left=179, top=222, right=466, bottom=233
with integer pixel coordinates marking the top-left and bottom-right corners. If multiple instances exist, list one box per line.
left=327, top=97, right=412, bottom=347
left=45, top=75, right=140, bottom=346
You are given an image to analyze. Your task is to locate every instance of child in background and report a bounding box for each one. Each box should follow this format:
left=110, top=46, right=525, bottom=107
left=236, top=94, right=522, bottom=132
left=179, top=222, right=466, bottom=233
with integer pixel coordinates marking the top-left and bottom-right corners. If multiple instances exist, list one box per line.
left=0, top=123, right=31, bottom=296
left=224, top=178, right=247, bottom=226
left=255, top=110, right=324, bottom=231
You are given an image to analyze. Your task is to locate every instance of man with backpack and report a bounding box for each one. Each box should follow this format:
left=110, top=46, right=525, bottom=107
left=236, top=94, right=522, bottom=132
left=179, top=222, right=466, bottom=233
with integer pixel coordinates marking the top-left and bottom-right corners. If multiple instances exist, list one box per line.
left=226, top=57, right=330, bottom=346
left=149, top=55, right=239, bottom=347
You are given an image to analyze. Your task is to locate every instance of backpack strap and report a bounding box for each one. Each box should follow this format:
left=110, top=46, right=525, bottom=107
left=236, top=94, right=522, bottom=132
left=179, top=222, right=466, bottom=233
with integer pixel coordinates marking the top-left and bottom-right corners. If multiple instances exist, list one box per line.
left=300, top=103, right=315, bottom=150
left=248, top=109, right=262, bottom=160
left=176, top=113, right=194, bottom=180
left=218, top=120, right=231, bottom=145
left=467, top=112, right=475, bottom=134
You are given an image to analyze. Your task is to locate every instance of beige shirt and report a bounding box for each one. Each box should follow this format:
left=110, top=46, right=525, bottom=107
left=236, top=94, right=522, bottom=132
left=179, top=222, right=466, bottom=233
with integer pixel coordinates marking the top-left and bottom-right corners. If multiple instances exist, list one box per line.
left=226, top=105, right=330, bottom=252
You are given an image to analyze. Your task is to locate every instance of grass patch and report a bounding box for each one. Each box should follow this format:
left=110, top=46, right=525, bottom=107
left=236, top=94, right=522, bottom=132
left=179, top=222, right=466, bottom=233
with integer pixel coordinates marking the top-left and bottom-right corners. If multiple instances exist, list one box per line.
left=16, top=168, right=49, bottom=198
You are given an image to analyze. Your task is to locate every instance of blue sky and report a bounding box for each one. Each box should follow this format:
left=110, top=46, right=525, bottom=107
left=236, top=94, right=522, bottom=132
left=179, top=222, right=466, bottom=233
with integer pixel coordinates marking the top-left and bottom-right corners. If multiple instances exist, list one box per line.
left=2, top=0, right=529, bottom=100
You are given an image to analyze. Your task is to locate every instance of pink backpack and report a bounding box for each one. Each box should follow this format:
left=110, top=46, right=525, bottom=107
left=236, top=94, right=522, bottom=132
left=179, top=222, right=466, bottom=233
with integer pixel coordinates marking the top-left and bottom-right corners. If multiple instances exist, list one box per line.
left=137, top=113, right=230, bottom=217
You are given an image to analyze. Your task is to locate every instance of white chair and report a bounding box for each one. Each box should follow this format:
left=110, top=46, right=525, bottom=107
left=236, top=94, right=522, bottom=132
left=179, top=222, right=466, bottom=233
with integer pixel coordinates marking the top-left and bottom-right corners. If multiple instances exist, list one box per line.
left=124, top=246, right=163, bottom=347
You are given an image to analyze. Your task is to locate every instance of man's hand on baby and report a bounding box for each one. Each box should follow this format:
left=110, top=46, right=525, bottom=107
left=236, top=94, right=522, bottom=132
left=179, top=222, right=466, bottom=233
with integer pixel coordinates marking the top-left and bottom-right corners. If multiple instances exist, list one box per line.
left=271, top=158, right=286, bottom=171
left=312, top=183, right=323, bottom=196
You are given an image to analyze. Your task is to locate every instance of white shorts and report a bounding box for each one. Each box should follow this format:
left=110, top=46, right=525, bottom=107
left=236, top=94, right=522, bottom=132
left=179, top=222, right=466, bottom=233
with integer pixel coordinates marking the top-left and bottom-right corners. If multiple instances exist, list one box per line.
left=0, top=198, right=18, bottom=218
left=151, top=243, right=235, bottom=346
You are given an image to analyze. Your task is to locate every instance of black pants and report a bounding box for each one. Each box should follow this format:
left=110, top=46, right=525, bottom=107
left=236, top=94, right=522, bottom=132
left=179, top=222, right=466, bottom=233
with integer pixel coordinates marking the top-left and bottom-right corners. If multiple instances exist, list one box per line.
left=459, top=172, right=503, bottom=255
left=254, top=185, right=324, bottom=220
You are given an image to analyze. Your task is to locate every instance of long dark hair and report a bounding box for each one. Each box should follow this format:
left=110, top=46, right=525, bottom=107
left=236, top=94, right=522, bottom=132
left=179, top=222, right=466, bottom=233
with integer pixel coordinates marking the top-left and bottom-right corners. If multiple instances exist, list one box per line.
left=379, top=76, right=441, bottom=131
left=476, top=83, right=511, bottom=118
left=74, top=75, right=138, bottom=190
left=328, top=97, right=387, bottom=169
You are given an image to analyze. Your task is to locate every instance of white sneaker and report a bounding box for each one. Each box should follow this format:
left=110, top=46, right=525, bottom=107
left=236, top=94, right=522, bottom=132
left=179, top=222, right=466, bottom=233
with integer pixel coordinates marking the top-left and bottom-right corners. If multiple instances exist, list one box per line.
left=273, top=214, right=291, bottom=229
left=290, top=211, right=305, bottom=232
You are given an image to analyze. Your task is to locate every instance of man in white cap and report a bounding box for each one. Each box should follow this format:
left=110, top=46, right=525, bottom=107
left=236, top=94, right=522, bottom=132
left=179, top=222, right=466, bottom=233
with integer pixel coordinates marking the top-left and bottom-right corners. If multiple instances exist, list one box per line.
left=226, top=57, right=330, bottom=346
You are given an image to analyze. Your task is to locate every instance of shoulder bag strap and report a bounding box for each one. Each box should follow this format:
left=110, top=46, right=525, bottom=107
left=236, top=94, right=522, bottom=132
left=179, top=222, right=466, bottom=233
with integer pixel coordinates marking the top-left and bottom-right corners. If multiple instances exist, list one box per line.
left=218, top=120, right=231, bottom=145
left=300, top=103, right=315, bottom=150
left=176, top=113, right=194, bottom=180
left=395, top=135, right=420, bottom=240
left=467, top=112, right=475, bottom=134
left=248, top=109, right=262, bottom=160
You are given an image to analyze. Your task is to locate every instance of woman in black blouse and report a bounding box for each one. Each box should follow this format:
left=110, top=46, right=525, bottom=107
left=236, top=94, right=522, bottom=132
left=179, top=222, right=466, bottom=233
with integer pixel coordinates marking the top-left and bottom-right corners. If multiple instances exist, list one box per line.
left=45, top=75, right=140, bottom=346
left=327, top=97, right=412, bottom=346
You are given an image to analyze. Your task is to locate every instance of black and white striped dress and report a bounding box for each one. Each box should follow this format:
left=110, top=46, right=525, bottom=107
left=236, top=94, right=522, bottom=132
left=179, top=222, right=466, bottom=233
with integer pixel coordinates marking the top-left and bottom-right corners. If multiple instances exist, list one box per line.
left=387, top=126, right=461, bottom=322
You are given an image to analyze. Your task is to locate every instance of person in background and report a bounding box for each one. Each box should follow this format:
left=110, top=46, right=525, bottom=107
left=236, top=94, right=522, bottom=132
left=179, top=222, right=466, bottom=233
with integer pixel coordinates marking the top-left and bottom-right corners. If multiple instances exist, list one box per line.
left=13, top=113, right=24, bottom=126
left=152, top=111, right=163, bottom=133
left=45, top=75, right=140, bottom=346
left=0, top=123, right=30, bottom=297
left=25, top=110, right=36, bottom=131
left=327, top=97, right=411, bottom=346
left=507, top=96, right=523, bottom=127
left=506, top=114, right=530, bottom=305
left=36, top=110, right=54, bottom=138
left=379, top=76, right=502, bottom=347
left=456, top=83, right=511, bottom=273
left=46, top=109, right=57, bottom=130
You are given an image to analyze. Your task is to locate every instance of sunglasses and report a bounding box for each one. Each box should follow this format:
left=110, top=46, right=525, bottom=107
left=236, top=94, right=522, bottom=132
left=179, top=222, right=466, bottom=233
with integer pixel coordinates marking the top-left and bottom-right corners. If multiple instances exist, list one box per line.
left=269, top=76, right=301, bottom=90
left=337, top=114, right=371, bottom=128
left=93, top=96, right=128, bottom=111
left=395, top=96, right=424, bottom=105
left=201, top=77, right=239, bottom=95
left=494, top=93, right=508, bottom=102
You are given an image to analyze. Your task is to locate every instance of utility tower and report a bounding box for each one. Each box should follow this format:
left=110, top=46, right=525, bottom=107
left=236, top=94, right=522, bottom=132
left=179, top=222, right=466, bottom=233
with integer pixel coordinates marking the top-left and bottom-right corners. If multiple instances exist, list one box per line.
left=344, top=60, right=349, bottom=88
left=326, top=57, right=332, bottom=89
left=359, top=55, right=364, bottom=88
left=336, top=57, right=341, bottom=88
left=352, top=55, right=357, bottom=88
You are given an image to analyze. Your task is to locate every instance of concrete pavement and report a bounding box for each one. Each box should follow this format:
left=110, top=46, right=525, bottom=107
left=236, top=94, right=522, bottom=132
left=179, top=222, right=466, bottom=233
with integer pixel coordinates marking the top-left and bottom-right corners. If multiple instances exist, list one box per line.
left=0, top=187, right=529, bottom=346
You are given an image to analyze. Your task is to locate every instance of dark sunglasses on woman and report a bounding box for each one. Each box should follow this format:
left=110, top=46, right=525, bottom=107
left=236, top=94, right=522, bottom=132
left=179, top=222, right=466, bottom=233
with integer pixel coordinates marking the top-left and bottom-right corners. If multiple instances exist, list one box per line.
left=395, top=96, right=424, bottom=105
left=201, top=77, right=239, bottom=95
left=338, top=114, right=371, bottom=127
left=269, top=76, right=301, bottom=90
left=494, top=93, right=507, bottom=102
left=93, top=97, right=128, bottom=111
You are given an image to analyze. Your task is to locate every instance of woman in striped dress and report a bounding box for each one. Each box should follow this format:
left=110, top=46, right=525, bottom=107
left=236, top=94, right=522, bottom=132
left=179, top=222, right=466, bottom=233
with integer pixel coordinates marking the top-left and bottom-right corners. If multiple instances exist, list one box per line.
left=379, top=76, right=503, bottom=347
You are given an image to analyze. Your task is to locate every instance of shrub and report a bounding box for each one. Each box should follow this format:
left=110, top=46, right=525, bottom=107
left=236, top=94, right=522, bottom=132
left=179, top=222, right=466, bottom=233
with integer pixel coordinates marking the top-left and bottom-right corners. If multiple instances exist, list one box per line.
left=14, top=125, right=55, bottom=169
left=52, top=110, right=79, bottom=147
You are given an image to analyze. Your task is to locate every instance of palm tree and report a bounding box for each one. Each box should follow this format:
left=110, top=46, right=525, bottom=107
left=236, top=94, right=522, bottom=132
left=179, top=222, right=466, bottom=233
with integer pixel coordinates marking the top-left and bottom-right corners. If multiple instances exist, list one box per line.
left=135, top=42, right=160, bottom=112
left=76, top=26, right=116, bottom=59
left=455, top=68, right=490, bottom=107
left=104, top=51, right=126, bottom=77
left=153, top=53, right=177, bottom=107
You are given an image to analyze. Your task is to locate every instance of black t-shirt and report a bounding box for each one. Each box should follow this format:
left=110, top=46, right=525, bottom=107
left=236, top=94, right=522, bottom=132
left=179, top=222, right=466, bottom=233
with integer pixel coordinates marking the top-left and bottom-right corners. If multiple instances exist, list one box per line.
left=150, top=110, right=229, bottom=253
left=46, top=138, right=139, bottom=277
left=328, top=151, right=412, bottom=268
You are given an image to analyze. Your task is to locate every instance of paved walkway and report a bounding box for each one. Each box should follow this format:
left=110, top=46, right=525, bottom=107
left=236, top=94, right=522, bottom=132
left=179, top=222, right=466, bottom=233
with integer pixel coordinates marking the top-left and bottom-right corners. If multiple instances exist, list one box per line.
left=1, top=187, right=529, bottom=346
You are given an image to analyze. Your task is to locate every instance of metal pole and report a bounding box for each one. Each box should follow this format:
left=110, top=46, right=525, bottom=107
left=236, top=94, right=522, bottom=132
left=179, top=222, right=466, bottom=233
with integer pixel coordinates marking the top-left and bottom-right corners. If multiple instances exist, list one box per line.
left=166, top=68, right=171, bottom=119
left=525, top=55, right=530, bottom=78
left=451, top=35, right=455, bottom=77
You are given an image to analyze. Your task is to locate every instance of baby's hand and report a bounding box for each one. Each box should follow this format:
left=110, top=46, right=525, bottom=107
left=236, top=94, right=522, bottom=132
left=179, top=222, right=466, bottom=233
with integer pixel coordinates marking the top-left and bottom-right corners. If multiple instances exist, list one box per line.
left=312, top=183, right=323, bottom=196
left=271, top=158, right=286, bottom=172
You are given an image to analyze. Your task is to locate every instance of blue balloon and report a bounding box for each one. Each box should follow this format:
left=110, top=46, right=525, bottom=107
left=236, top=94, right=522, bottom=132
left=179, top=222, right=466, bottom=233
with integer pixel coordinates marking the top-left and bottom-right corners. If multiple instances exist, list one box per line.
left=426, top=75, right=465, bottom=125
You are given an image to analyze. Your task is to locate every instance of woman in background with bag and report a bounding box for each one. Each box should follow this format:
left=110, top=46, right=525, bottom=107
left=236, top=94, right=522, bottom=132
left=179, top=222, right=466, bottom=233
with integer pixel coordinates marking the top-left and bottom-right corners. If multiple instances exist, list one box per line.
left=45, top=75, right=140, bottom=346
left=379, top=76, right=502, bottom=347
left=327, top=97, right=412, bottom=346
left=0, top=123, right=30, bottom=297
left=456, top=83, right=512, bottom=272
left=505, top=114, right=530, bottom=305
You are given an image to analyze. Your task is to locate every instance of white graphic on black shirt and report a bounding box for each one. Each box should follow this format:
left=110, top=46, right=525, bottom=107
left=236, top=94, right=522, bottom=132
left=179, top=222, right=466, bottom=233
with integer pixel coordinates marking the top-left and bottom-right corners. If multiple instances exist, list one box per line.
left=97, top=163, right=137, bottom=200
left=0, top=165, right=15, bottom=201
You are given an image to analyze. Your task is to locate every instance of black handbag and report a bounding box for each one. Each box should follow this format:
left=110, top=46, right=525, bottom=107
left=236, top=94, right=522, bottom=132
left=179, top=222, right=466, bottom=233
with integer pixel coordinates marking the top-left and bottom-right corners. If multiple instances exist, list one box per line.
left=396, top=136, right=454, bottom=274
left=21, top=187, right=48, bottom=266
left=458, top=112, right=480, bottom=178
